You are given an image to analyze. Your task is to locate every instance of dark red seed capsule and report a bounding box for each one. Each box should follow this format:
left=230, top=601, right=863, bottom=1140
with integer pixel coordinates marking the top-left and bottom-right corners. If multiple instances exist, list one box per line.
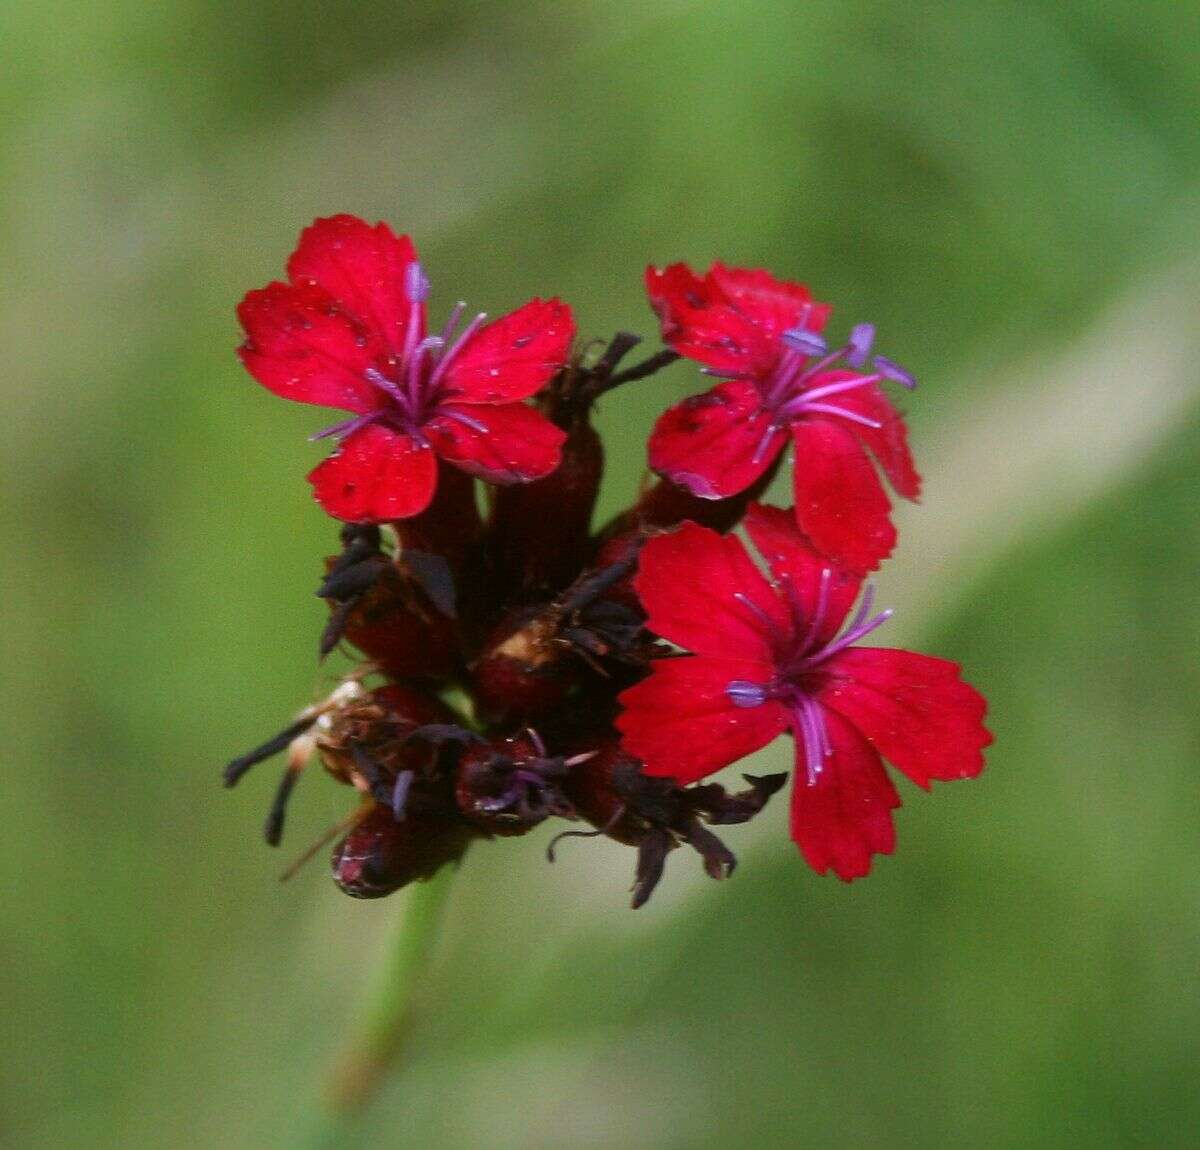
left=330, top=564, right=458, bottom=682
left=455, top=732, right=575, bottom=837
left=331, top=803, right=475, bottom=899
left=469, top=608, right=577, bottom=728
left=487, top=417, right=603, bottom=599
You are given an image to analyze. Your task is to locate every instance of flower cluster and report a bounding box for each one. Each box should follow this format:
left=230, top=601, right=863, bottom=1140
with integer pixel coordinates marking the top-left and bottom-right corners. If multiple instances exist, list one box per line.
left=226, top=215, right=990, bottom=905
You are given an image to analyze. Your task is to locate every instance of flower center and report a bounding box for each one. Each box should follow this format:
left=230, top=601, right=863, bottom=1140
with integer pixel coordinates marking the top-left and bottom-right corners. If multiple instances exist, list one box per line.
left=703, top=320, right=917, bottom=465
left=726, top=569, right=893, bottom=784
left=311, top=262, right=490, bottom=446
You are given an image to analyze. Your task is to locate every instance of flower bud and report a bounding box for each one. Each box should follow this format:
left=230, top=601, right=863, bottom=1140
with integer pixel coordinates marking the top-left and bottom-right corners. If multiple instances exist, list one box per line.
left=332, top=801, right=475, bottom=898
left=487, top=417, right=603, bottom=598
left=324, top=558, right=457, bottom=682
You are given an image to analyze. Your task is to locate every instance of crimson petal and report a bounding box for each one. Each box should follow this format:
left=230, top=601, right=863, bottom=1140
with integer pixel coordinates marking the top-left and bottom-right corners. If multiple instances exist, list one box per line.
left=791, top=418, right=896, bottom=574
left=830, top=378, right=922, bottom=501
left=743, top=503, right=862, bottom=646
left=617, top=656, right=789, bottom=785
left=707, top=262, right=832, bottom=341
left=307, top=424, right=438, bottom=523
left=423, top=401, right=565, bottom=485
left=646, top=262, right=715, bottom=324
left=645, top=263, right=776, bottom=375
left=286, top=215, right=420, bottom=357
left=788, top=706, right=899, bottom=881
left=441, top=298, right=574, bottom=404
left=237, top=281, right=380, bottom=412
left=633, top=522, right=792, bottom=661
left=819, top=648, right=992, bottom=788
left=648, top=380, right=783, bottom=500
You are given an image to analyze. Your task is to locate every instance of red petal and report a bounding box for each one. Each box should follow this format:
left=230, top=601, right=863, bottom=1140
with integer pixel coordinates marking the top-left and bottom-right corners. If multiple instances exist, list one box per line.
left=743, top=503, right=862, bottom=646
left=646, top=262, right=711, bottom=316
left=647, top=380, right=783, bottom=499
left=789, top=706, right=899, bottom=881
left=237, top=281, right=380, bottom=412
left=791, top=418, right=896, bottom=574
left=286, top=215, right=420, bottom=357
left=423, top=401, right=565, bottom=484
left=707, top=262, right=832, bottom=341
left=633, top=521, right=792, bottom=661
left=617, top=656, right=789, bottom=784
left=307, top=424, right=438, bottom=522
left=441, top=298, right=574, bottom=403
left=817, top=373, right=921, bottom=501
left=645, top=263, right=776, bottom=375
left=819, top=648, right=992, bottom=788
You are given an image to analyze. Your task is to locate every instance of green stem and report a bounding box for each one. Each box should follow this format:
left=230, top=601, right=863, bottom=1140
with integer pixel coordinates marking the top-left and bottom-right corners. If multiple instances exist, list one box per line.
left=308, top=863, right=459, bottom=1143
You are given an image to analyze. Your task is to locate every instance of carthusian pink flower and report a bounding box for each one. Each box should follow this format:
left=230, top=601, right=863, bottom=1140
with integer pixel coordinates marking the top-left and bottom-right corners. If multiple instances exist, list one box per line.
left=617, top=506, right=990, bottom=879
left=238, top=215, right=574, bottom=522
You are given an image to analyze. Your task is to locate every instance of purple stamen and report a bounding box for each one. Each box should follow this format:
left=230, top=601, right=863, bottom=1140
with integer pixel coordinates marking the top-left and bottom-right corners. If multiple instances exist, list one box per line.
left=734, top=591, right=780, bottom=637
left=873, top=355, right=916, bottom=389
left=392, top=769, right=415, bottom=821
left=701, top=367, right=753, bottom=380
left=751, top=423, right=782, bottom=465
left=781, top=327, right=828, bottom=357
left=846, top=323, right=875, bottom=368
left=526, top=727, right=547, bottom=757
left=440, top=408, right=489, bottom=435
left=309, top=410, right=381, bottom=442
left=801, top=695, right=832, bottom=767
left=804, top=607, right=894, bottom=666
left=757, top=321, right=913, bottom=447
left=792, top=347, right=846, bottom=387
left=843, top=583, right=875, bottom=638
left=406, top=335, right=445, bottom=405
left=404, top=261, right=430, bottom=304
left=726, top=679, right=770, bottom=708
left=798, top=373, right=882, bottom=403
left=762, top=347, right=806, bottom=407
left=428, top=311, right=487, bottom=389
left=364, top=366, right=409, bottom=406
left=799, top=402, right=883, bottom=429
left=438, top=301, right=466, bottom=347
left=816, top=699, right=833, bottom=759
left=794, top=696, right=828, bottom=786
left=798, top=568, right=832, bottom=655
left=399, top=268, right=429, bottom=385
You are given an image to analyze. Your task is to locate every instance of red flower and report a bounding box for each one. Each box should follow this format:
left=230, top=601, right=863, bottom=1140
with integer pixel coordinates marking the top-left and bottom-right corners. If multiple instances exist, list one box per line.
left=237, top=215, right=574, bottom=522
left=645, top=261, right=921, bottom=573
left=616, top=506, right=991, bottom=880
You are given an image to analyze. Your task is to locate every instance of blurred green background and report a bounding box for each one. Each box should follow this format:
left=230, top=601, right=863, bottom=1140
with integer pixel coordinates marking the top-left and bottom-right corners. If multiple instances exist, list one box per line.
left=3, top=2, right=1199, bottom=1146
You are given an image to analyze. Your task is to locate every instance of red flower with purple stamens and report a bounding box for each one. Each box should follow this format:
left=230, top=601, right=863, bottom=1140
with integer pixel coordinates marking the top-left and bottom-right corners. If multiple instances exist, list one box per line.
left=616, top=506, right=991, bottom=880
left=237, top=215, right=574, bottom=522
left=645, top=261, right=921, bottom=573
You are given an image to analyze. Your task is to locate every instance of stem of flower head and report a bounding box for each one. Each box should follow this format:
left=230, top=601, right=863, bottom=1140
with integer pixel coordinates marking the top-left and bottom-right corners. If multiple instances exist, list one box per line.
left=317, top=861, right=461, bottom=1124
